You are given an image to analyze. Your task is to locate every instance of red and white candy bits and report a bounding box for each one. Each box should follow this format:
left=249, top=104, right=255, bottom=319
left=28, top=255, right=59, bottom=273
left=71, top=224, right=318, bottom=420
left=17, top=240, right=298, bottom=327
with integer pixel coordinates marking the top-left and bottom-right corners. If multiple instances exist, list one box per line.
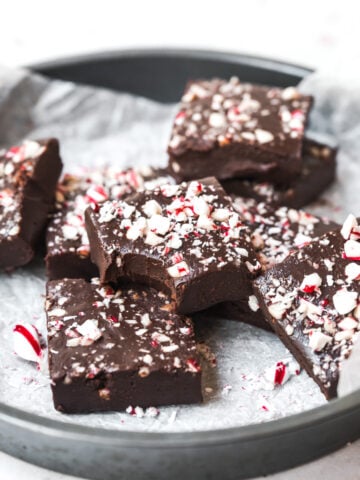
left=13, top=323, right=43, bottom=363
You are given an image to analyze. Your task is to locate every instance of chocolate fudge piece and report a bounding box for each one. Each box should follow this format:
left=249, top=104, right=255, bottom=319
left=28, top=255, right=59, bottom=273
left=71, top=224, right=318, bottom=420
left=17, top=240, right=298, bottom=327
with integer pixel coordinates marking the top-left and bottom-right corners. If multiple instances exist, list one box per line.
left=46, top=278, right=202, bottom=413
left=46, top=167, right=175, bottom=280
left=168, top=78, right=313, bottom=184
left=85, top=177, right=261, bottom=314
left=0, top=138, right=62, bottom=269
left=253, top=215, right=360, bottom=399
left=221, top=138, right=337, bottom=208
left=206, top=199, right=338, bottom=330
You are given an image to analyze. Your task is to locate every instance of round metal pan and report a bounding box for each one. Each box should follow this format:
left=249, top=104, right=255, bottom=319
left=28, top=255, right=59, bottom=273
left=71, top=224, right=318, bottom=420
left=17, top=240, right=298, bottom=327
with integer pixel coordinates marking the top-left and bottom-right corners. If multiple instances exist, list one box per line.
left=0, top=49, right=359, bottom=480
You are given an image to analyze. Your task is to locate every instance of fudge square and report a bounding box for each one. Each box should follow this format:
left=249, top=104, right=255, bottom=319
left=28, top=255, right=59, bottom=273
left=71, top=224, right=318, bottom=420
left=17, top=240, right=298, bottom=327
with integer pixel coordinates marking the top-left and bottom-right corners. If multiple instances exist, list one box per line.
left=205, top=199, right=338, bottom=330
left=46, top=167, right=174, bottom=280
left=168, top=77, right=313, bottom=184
left=46, top=278, right=202, bottom=413
left=254, top=215, right=360, bottom=399
left=85, top=177, right=261, bottom=314
left=221, top=138, right=337, bottom=208
left=0, top=138, right=62, bottom=269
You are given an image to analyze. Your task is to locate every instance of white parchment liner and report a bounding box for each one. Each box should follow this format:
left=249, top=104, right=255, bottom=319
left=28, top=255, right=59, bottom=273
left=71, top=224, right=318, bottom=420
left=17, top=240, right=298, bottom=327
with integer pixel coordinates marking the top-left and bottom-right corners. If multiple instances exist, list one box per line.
left=0, top=66, right=358, bottom=432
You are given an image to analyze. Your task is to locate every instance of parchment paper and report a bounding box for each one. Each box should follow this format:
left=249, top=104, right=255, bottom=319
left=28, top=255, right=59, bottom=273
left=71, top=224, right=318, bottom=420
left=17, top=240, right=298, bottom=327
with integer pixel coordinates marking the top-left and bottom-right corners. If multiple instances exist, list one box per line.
left=0, top=66, right=358, bottom=432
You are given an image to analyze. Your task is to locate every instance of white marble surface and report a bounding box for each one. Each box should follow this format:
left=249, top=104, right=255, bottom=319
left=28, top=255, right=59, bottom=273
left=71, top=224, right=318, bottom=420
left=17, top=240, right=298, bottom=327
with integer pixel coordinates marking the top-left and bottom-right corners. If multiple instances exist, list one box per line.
left=0, top=0, right=359, bottom=478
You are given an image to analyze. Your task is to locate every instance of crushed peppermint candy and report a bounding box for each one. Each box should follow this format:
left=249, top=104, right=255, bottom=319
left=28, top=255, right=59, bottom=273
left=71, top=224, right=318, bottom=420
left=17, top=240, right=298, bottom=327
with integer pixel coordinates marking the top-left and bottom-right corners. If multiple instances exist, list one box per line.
left=168, top=77, right=311, bottom=159
left=86, top=178, right=261, bottom=312
left=254, top=217, right=360, bottom=399
left=46, top=278, right=202, bottom=412
left=232, top=196, right=336, bottom=270
left=300, top=273, right=322, bottom=293
left=13, top=323, right=43, bottom=363
left=46, top=166, right=176, bottom=271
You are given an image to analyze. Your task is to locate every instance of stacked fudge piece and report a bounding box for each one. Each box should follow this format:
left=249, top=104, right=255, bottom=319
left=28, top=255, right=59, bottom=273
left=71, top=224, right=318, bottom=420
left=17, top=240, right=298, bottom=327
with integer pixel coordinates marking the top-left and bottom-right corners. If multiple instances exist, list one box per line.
left=167, top=77, right=336, bottom=209
left=0, top=138, right=62, bottom=269
left=46, top=166, right=174, bottom=280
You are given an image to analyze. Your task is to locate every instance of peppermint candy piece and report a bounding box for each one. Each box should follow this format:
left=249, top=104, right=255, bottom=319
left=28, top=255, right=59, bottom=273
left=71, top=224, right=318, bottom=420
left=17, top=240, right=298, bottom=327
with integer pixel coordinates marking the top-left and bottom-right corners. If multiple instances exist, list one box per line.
left=13, top=323, right=42, bottom=363
left=345, top=262, right=360, bottom=281
left=300, top=272, right=322, bottom=293
left=341, top=214, right=357, bottom=240
left=308, top=330, right=332, bottom=352
left=333, top=289, right=358, bottom=315
left=344, top=240, right=360, bottom=260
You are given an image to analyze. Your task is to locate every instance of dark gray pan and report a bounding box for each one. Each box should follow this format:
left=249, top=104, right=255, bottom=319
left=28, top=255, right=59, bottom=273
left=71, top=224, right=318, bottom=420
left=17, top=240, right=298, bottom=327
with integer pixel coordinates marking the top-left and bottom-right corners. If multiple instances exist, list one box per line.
left=0, top=49, right=358, bottom=480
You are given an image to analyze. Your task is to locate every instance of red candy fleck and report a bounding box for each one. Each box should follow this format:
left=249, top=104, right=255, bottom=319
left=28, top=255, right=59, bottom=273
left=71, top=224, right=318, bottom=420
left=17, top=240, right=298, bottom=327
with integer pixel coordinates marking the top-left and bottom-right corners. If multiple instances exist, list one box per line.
left=302, top=285, right=317, bottom=294
left=186, top=358, right=201, bottom=373
left=151, top=339, right=159, bottom=349
left=5, top=145, right=21, bottom=159
left=171, top=253, right=183, bottom=264
left=274, top=361, right=287, bottom=385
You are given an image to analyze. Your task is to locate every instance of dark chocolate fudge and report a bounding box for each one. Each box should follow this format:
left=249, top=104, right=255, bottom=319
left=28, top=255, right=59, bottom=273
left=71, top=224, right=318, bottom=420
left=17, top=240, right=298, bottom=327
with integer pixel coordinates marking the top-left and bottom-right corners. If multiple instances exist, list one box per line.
left=85, top=177, right=261, bottom=314
left=221, top=138, right=337, bottom=208
left=46, top=278, right=202, bottom=413
left=46, top=167, right=174, bottom=280
left=207, top=199, right=338, bottom=330
left=168, top=78, right=313, bottom=184
left=0, top=138, right=62, bottom=269
left=253, top=215, right=360, bottom=398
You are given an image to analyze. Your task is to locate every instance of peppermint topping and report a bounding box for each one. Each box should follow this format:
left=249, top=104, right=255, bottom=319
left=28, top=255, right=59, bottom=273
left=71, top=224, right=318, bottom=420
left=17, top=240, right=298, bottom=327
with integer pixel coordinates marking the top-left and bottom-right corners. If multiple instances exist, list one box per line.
left=47, top=167, right=176, bottom=259
left=167, top=261, right=190, bottom=278
left=344, top=240, right=360, bottom=260
left=232, top=197, right=331, bottom=269
left=345, top=262, right=360, bottom=281
left=248, top=295, right=260, bottom=312
left=255, top=219, right=360, bottom=396
left=332, top=289, right=358, bottom=315
left=341, top=214, right=357, bottom=240
left=47, top=279, right=200, bottom=384
left=168, top=77, right=311, bottom=157
left=0, top=140, right=45, bottom=239
left=309, top=330, right=332, bottom=352
left=92, top=179, right=260, bottom=286
left=300, top=273, right=322, bottom=293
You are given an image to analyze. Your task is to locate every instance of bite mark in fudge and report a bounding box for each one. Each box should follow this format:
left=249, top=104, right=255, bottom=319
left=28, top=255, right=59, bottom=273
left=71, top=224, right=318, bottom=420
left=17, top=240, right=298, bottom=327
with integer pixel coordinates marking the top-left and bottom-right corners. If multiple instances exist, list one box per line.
left=0, top=138, right=62, bottom=269
left=85, top=177, right=261, bottom=314
left=46, top=278, right=202, bottom=413
left=221, top=138, right=337, bottom=208
left=168, top=78, right=313, bottom=183
left=46, top=166, right=175, bottom=280
left=207, top=200, right=338, bottom=330
left=253, top=215, right=360, bottom=399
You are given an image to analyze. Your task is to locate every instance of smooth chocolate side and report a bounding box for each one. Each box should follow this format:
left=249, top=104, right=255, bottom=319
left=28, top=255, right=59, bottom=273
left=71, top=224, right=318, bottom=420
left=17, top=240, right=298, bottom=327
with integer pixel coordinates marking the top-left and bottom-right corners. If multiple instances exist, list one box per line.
left=221, top=139, right=337, bottom=208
